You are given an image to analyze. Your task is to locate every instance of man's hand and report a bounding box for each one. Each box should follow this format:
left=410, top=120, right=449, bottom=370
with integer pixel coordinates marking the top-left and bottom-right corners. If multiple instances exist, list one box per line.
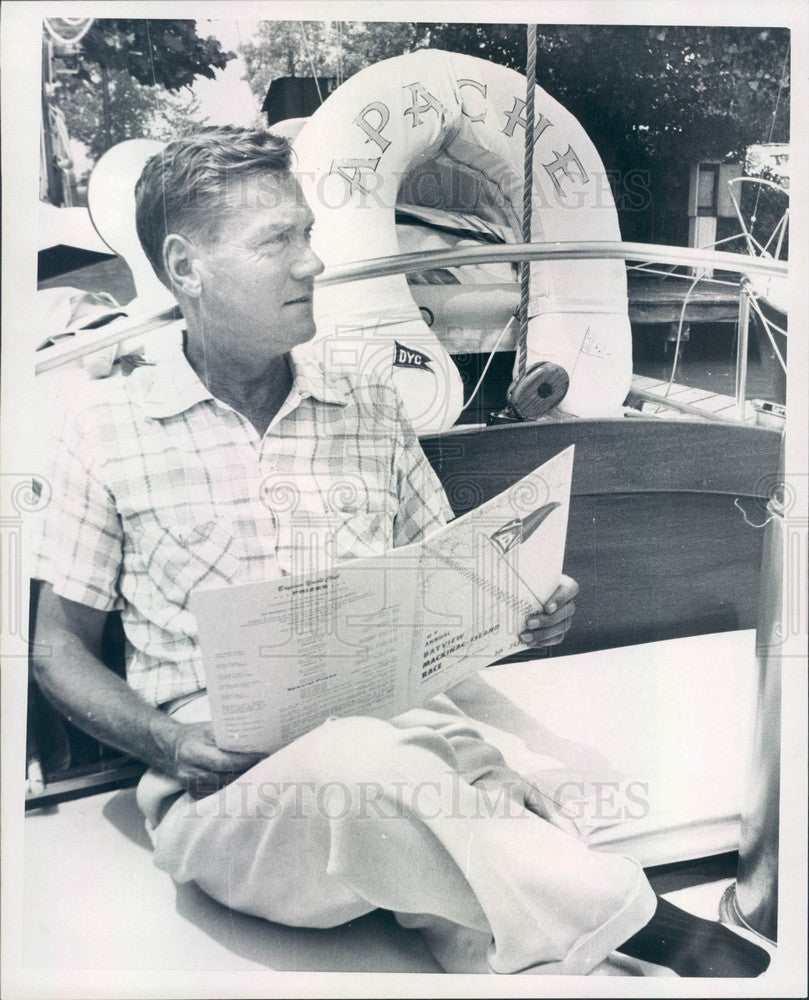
left=519, top=574, right=579, bottom=649
left=153, top=719, right=265, bottom=799
left=32, top=584, right=265, bottom=801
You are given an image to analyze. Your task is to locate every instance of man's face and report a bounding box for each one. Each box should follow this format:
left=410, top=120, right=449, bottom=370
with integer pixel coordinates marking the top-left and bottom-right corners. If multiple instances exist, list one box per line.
left=191, top=172, right=324, bottom=366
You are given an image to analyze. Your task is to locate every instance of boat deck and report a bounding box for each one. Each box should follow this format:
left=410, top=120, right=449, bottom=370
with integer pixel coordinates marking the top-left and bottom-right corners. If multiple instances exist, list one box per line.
left=628, top=373, right=758, bottom=423
left=23, top=631, right=771, bottom=977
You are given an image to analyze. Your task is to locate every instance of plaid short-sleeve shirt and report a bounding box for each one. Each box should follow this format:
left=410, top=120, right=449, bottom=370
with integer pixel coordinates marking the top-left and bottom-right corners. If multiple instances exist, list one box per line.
left=34, top=341, right=453, bottom=706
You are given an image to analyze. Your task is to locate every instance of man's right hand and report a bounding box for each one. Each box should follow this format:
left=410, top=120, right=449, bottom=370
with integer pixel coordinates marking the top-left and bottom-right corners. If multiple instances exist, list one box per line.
left=152, top=719, right=265, bottom=799
left=33, top=585, right=265, bottom=801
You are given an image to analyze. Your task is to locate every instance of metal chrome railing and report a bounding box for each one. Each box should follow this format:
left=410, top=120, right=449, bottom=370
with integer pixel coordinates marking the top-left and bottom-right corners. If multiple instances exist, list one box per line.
left=35, top=242, right=789, bottom=418
left=317, top=240, right=787, bottom=286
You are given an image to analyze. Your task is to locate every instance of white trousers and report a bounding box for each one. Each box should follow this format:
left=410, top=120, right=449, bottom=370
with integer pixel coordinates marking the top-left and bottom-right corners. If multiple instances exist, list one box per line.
left=137, top=692, right=656, bottom=974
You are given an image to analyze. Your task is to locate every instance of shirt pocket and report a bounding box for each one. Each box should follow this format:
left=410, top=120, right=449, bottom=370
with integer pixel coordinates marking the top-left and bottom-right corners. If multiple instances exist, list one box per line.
left=332, top=509, right=389, bottom=561
left=144, top=519, right=245, bottom=608
left=318, top=469, right=397, bottom=562
left=271, top=469, right=397, bottom=573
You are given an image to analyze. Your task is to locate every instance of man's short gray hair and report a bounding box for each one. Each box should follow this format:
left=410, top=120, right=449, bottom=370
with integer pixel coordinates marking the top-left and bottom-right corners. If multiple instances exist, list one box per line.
left=135, top=126, right=293, bottom=286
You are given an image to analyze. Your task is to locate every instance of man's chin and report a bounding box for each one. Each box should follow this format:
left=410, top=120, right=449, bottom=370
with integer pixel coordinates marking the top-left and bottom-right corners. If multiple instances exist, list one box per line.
left=295, top=320, right=318, bottom=345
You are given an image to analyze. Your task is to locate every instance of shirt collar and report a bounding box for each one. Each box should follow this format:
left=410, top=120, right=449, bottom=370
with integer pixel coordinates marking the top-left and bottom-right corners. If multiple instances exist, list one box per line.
left=288, top=346, right=349, bottom=406
left=142, top=336, right=348, bottom=419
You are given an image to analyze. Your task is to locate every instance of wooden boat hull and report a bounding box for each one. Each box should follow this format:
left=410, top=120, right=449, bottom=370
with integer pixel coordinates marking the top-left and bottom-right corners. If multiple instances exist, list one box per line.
left=422, top=416, right=781, bottom=656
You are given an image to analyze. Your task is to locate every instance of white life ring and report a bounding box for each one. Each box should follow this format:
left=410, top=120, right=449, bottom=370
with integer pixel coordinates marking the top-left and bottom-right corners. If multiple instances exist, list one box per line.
left=293, top=49, right=632, bottom=424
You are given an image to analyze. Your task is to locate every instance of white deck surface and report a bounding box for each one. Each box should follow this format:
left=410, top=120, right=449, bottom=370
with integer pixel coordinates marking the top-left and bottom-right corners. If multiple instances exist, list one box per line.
left=630, top=373, right=758, bottom=422
left=24, top=631, right=759, bottom=975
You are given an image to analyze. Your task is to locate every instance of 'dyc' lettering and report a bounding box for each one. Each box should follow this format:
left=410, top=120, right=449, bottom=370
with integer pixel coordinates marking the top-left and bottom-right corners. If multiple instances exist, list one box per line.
left=394, top=342, right=433, bottom=371
left=353, top=101, right=391, bottom=153
left=403, top=82, right=445, bottom=127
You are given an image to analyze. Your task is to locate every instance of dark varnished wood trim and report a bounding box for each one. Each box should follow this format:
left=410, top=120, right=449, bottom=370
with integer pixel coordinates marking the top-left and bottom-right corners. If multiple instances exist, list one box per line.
left=422, top=417, right=780, bottom=510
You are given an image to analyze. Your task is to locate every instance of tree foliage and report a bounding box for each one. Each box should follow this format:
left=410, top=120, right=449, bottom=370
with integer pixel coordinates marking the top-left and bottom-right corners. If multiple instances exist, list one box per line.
left=240, top=21, right=426, bottom=101
left=76, top=19, right=234, bottom=91
left=51, top=18, right=789, bottom=246
left=56, top=70, right=205, bottom=164
left=49, top=19, right=233, bottom=166
left=424, top=23, right=790, bottom=243
left=241, top=20, right=789, bottom=244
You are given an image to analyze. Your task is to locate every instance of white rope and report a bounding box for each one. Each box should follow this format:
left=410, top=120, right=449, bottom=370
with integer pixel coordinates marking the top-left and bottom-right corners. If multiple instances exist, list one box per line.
left=646, top=273, right=703, bottom=415
left=460, top=315, right=517, bottom=412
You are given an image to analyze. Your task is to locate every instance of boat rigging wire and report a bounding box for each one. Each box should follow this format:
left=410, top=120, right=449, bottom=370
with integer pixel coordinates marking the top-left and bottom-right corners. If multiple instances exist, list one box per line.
left=762, top=212, right=789, bottom=259
left=630, top=231, right=770, bottom=280
left=649, top=215, right=789, bottom=414
left=746, top=289, right=788, bottom=342
left=647, top=273, right=703, bottom=414
left=750, top=40, right=790, bottom=239
left=299, top=22, right=324, bottom=104
left=234, top=21, right=263, bottom=115
left=631, top=220, right=778, bottom=414
left=626, top=265, right=738, bottom=288
left=745, top=289, right=787, bottom=371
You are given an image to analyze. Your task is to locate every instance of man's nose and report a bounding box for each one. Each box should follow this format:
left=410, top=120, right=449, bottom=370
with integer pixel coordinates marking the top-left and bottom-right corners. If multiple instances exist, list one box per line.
left=291, top=243, right=325, bottom=279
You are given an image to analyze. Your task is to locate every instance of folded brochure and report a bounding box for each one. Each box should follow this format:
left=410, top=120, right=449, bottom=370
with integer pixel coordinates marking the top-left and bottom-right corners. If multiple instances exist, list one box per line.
left=192, top=445, right=574, bottom=753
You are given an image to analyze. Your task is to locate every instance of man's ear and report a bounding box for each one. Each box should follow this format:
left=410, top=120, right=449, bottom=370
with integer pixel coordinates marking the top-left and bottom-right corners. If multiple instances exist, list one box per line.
left=163, top=234, right=202, bottom=298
